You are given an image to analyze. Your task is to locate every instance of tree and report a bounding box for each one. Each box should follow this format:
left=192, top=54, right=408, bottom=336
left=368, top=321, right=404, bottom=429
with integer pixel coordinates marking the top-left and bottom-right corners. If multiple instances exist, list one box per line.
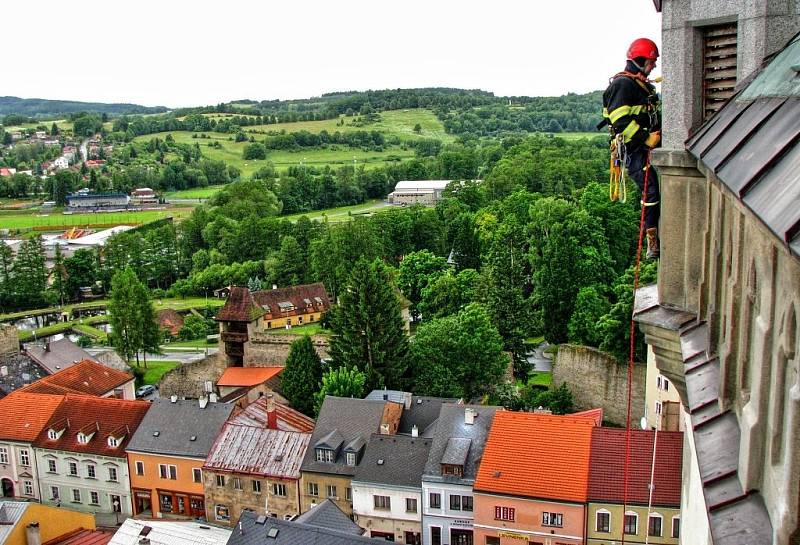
left=242, top=142, right=267, bottom=160
left=328, top=258, right=408, bottom=391
left=282, top=336, right=323, bottom=416
left=50, top=244, right=67, bottom=306
left=314, top=366, right=366, bottom=416
left=410, top=304, right=507, bottom=400
left=413, top=123, right=422, bottom=134
left=108, top=268, right=161, bottom=367
left=397, top=250, right=450, bottom=321
left=418, top=268, right=480, bottom=319
left=567, top=286, right=610, bottom=347
left=13, top=236, right=47, bottom=307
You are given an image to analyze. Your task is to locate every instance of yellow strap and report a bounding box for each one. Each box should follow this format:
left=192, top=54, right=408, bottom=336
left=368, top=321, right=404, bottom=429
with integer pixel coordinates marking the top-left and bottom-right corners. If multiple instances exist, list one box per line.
left=621, top=120, right=640, bottom=142
left=605, top=105, right=644, bottom=123
left=641, top=200, right=660, bottom=207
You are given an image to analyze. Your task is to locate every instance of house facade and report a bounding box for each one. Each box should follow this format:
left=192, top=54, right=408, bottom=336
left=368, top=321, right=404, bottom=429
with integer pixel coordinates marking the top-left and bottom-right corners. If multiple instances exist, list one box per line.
left=352, top=433, right=432, bottom=544
left=203, top=395, right=315, bottom=525
left=472, top=412, right=596, bottom=545
left=0, top=391, right=63, bottom=501
left=251, top=282, right=331, bottom=331
left=422, top=405, right=499, bottom=545
left=125, top=398, right=234, bottom=519
left=33, top=395, right=150, bottom=516
left=388, top=180, right=451, bottom=206
left=637, top=2, right=800, bottom=543
left=300, top=396, right=402, bottom=517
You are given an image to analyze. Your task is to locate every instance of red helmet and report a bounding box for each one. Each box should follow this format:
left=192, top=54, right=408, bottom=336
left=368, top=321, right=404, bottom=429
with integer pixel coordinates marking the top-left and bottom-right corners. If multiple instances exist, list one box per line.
left=627, top=38, right=659, bottom=61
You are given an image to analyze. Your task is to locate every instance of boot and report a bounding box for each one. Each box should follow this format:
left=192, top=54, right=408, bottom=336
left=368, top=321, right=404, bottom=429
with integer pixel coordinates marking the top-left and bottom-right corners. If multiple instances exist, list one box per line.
left=646, top=228, right=660, bottom=260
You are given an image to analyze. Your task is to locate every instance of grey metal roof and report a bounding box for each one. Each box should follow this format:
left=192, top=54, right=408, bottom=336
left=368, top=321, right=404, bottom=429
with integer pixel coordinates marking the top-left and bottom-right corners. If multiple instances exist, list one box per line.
left=126, top=398, right=234, bottom=459
left=204, top=423, right=310, bottom=479
left=686, top=34, right=800, bottom=262
left=0, top=502, right=29, bottom=542
left=352, top=433, right=432, bottom=488
left=441, top=437, right=471, bottom=466
left=423, top=404, right=499, bottom=485
left=300, top=396, right=389, bottom=477
left=365, top=389, right=410, bottom=405
left=398, top=396, right=458, bottom=436
left=294, top=499, right=363, bottom=535
left=228, top=509, right=378, bottom=545
left=109, top=519, right=231, bottom=545
left=25, top=338, right=94, bottom=374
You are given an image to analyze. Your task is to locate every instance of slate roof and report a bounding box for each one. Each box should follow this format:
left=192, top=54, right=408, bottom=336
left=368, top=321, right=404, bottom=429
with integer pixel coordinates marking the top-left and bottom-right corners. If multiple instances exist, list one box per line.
left=474, top=411, right=597, bottom=503
left=588, top=427, right=683, bottom=507
left=108, top=519, right=231, bottom=545
left=686, top=34, right=800, bottom=262
left=398, top=396, right=459, bottom=436
left=230, top=396, right=315, bottom=433
left=251, top=282, right=330, bottom=320
left=25, top=338, right=94, bottom=374
left=217, top=366, right=283, bottom=387
left=204, top=423, right=310, bottom=479
left=300, top=396, right=394, bottom=477
left=20, top=359, right=133, bottom=396
left=423, top=404, right=499, bottom=485
left=0, top=390, right=64, bottom=442
left=126, top=398, right=234, bottom=458
left=0, top=352, right=47, bottom=395
left=228, top=509, right=377, bottom=545
left=352, top=433, right=432, bottom=488
left=215, top=286, right=265, bottom=323
left=294, top=499, right=364, bottom=535
left=34, top=394, right=150, bottom=457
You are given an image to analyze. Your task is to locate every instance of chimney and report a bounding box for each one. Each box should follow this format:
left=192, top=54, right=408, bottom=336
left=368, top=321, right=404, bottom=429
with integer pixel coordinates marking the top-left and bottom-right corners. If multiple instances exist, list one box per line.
left=266, top=394, right=277, bottom=429
left=272, top=284, right=277, bottom=290
left=170, top=395, right=178, bottom=403
left=404, top=392, right=412, bottom=409
left=209, top=393, right=218, bottom=403
left=412, top=425, right=419, bottom=438
left=199, top=396, right=209, bottom=409
left=380, top=423, right=390, bottom=435
left=44, top=341, right=51, bottom=353
left=26, top=522, right=41, bottom=545
left=464, top=408, right=476, bottom=425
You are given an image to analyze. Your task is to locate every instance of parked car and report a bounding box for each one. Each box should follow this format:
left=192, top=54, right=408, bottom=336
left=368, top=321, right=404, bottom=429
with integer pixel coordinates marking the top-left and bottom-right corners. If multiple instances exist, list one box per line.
left=136, top=384, right=156, bottom=398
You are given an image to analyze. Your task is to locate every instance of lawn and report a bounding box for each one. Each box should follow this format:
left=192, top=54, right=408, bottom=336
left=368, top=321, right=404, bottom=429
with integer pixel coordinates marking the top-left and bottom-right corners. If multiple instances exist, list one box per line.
left=527, top=372, right=553, bottom=388
left=137, top=360, right=180, bottom=385
left=163, top=338, right=218, bottom=348
left=0, top=209, right=192, bottom=231
left=164, top=185, right=226, bottom=200
left=282, top=199, right=388, bottom=223
left=278, top=323, right=327, bottom=336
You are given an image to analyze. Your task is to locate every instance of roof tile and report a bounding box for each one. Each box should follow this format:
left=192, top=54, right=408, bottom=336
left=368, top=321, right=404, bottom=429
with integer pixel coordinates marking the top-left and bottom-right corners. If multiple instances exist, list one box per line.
left=0, top=391, right=64, bottom=442
left=20, top=359, right=132, bottom=397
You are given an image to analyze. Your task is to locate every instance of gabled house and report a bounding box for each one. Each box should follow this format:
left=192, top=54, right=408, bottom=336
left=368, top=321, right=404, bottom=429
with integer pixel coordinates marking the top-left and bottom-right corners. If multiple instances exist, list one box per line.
left=472, top=411, right=597, bottom=545
left=352, top=433, right=432, bottom=544
left=300, top=396, right=402, bottom=516
left=587, top=428, right=683, bottom=545
left=216, top=366, right=284, bottom=405
left=251, top=282, right=330, bottom=331
left=125, top=398, right=234, bottom=519
left=33, top=394, right=150, bottom=516
left=421, top=404, right=499, bottom=545
left=19, top=359, right=135, bottom=400
left=203, top=395, right=315, bottom=525
left=24, top=338, right=96, bottom=375
left=0, top=391, right=64, bottom=501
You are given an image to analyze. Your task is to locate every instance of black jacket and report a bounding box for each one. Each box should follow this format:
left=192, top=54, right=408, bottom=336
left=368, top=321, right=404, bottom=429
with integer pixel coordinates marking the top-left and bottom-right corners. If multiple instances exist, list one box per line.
left=602, top=61, right=661, bottom=149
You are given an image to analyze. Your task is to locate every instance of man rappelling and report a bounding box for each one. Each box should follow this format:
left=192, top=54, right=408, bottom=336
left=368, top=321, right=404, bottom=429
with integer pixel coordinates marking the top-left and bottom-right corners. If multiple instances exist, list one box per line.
left=602, top=38, right=662, bottom=259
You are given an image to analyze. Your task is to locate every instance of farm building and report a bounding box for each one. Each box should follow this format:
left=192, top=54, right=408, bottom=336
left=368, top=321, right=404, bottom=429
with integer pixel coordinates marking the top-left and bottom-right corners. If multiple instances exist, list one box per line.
left=387, top=180, right=451, bottom=205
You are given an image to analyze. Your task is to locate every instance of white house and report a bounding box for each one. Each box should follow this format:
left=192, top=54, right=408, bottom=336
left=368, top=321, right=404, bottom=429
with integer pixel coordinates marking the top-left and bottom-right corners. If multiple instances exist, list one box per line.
left=53, top=156, right=69, bottom=169
left=387, top=180, right=451, bottom=206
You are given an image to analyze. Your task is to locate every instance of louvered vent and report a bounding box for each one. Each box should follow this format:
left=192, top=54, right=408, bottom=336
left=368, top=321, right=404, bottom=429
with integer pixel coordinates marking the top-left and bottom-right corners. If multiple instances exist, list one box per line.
left=702, top=23, right=738, bottom=119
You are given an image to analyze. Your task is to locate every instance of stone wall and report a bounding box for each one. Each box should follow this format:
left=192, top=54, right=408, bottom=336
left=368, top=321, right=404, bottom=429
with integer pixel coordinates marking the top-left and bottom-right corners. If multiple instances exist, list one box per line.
left=203, top=471, right=301, bottom=526
left=158, top=353, right=227, bottom=399
left=245, top=333, right=330, bottom=366
left=0, top=325, right=18, bottom=357
left=553, top=344, right=645, bottom=427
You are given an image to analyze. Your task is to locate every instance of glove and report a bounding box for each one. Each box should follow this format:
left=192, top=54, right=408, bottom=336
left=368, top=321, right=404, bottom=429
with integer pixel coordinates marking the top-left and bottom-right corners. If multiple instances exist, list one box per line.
left=645, top=131, right=661, bottom=148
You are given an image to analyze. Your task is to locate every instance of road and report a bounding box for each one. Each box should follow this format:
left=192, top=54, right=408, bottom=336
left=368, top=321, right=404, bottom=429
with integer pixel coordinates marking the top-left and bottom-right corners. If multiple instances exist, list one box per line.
left=526, top=341, right=553, bottom=372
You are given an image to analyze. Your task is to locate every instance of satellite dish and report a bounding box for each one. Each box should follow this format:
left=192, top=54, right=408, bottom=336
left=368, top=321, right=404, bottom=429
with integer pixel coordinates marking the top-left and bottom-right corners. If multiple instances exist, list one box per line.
left=640, top=417, right=648, bottom=430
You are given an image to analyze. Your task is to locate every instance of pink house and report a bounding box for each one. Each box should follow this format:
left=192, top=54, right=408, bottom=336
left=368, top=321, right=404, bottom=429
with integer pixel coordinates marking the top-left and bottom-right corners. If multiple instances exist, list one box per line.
left=473, top=412, right=598, bottom=545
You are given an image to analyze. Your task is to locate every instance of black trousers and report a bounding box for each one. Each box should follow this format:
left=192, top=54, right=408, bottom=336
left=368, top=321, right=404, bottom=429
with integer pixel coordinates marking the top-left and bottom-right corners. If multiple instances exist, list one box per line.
left=626, top=146, right=660, bottom=231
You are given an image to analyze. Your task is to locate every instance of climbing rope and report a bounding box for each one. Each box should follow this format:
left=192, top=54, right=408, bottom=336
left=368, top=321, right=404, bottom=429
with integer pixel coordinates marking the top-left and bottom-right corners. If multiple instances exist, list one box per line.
left=620, top=149, right=652, bottom=545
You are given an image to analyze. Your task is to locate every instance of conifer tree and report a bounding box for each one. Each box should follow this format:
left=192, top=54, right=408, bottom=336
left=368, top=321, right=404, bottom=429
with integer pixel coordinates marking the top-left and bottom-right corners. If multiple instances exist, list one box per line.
left=281, top=336, right=323, bottom=416
left=329, top=258, right=408, bottom=391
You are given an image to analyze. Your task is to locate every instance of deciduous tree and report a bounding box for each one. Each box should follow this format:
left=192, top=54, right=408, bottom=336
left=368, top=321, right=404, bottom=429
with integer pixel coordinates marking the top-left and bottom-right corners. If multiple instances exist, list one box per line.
left=314, top=366, right=366, bottom=416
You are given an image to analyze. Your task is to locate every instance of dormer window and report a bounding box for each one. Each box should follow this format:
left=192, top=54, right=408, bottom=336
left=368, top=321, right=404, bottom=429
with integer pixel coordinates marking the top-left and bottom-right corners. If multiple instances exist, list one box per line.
left=441, top=463, right=463, bottom=477
left=77, top=433, right=89, bottom=444
left=315, top=448, right=335, bottom=463
left=47, top=430, right=59, bottom=440
left=346, top=452, right=356, bottom=466
left=108, top=436, right=120, bottom=448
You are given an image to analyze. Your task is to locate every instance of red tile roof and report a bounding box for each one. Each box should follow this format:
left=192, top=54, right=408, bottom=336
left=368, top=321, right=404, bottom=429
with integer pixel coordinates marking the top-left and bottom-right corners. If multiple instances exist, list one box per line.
left=44, top=529, right=113, bottom=545
left=20, top=359, right=132, bottom=397
left=34, top=394, right=150, bottom=457
left=0, top=391, right=64, bottom=442
left=474, top=411, right=597, bottom=503
left=215, top=286, right=265, bottom=323
left=217, top=366, right=283, bottom=387
left=251, top=282, right=330, bottom=320
left=588, top=427, right=683, bottom=507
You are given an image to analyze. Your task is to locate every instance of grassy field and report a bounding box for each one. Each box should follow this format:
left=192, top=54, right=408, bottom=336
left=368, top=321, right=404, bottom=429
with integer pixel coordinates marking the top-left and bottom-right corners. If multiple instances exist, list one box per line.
left=279, top=323, right=327, bottom=336
left=134, top=130, right=415, bottom=178
left=164, top=185, right=226, bottom=200
left=0, top=209, right=193, bottom=231
left=138, top=360, right=180, bottom=384
left=551, top=132, right=605, bottom=140
left=282, top=199, right=388, bottom=222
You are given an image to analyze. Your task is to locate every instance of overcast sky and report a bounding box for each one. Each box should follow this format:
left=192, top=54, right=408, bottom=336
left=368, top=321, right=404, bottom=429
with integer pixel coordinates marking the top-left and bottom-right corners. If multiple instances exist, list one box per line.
left=4, top=0, right=661, bottom=108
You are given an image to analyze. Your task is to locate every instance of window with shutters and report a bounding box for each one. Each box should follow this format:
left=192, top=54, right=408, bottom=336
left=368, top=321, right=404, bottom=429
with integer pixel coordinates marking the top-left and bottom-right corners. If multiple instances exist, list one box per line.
left=702, top=23, right=738, bottom=119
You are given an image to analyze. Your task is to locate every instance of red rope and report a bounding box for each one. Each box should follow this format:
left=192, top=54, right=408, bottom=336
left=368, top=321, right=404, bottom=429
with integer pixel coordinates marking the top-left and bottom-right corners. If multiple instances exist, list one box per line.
left=621, top=150, right=651, bottom=545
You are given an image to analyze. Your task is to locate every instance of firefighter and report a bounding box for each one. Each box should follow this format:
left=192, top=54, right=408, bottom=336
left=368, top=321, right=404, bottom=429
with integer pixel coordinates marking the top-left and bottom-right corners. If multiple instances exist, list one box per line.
left=602, top=38, right=662, bottom=259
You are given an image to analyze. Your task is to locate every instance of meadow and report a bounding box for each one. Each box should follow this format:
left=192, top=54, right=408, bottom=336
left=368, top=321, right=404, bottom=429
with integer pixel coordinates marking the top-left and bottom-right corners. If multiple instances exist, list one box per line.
left=0, top=208, right=192, bottom=230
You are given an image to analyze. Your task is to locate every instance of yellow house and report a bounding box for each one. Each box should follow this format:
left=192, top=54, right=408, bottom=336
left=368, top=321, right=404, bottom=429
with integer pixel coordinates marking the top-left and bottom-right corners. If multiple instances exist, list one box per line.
left=587, top=428, right=683, bottom=544
left=0, top=501, right=98, bottom=545
left=251, top=283, right=330, bottom=331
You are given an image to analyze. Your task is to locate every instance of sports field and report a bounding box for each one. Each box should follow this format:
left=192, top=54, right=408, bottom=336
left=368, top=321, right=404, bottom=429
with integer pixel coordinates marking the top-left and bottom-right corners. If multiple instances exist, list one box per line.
left=0, top=208, right=191, bottom=230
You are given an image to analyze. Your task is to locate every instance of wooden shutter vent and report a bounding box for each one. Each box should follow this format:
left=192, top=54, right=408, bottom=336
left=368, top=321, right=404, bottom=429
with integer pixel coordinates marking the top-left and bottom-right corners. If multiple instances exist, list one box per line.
left=702, top=23, right=738, bottom=119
